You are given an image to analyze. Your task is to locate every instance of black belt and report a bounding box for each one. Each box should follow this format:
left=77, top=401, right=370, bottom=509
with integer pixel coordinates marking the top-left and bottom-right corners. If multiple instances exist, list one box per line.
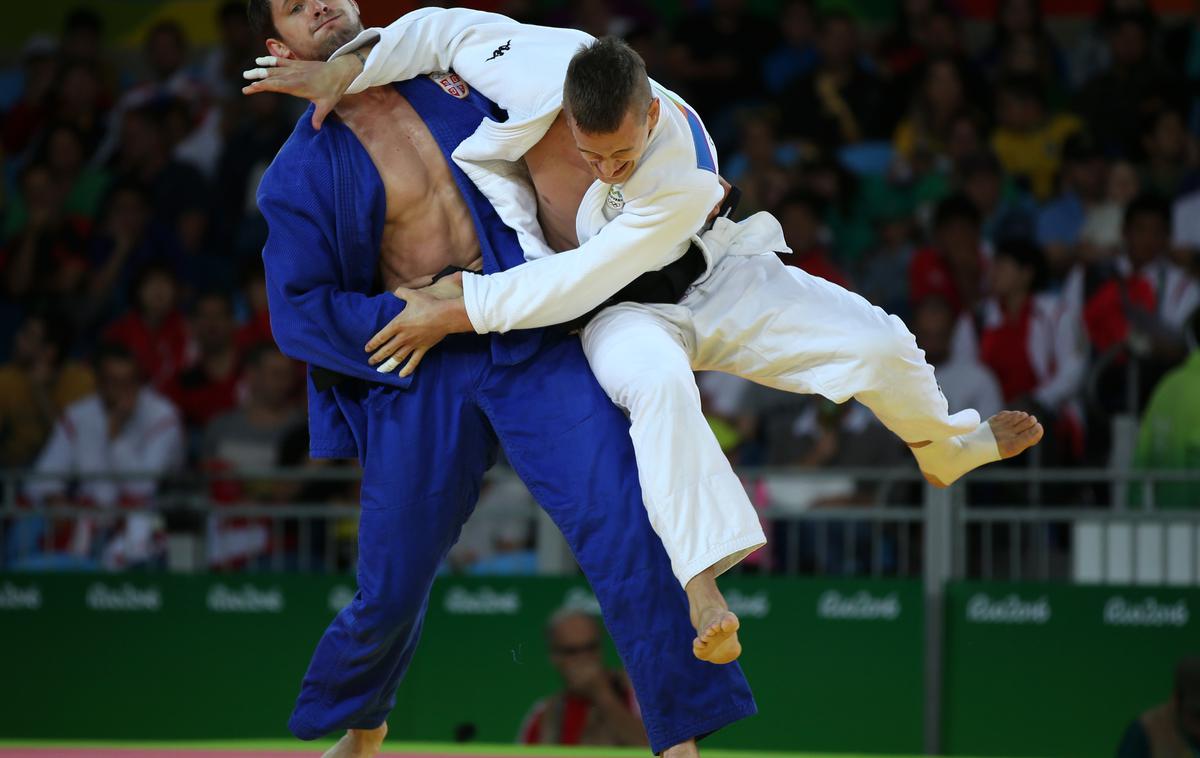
left=312, top=186, right=740, bottom=389
left=555, top=184, right=741, bottom=333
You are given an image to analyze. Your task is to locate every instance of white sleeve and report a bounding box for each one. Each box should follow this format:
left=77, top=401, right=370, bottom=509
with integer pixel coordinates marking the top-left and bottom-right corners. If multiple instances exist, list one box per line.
left=25, top=418, right=74, bottom=501
left=462, top=180, right=720, bottom=333
left=1033, top=306, right=1087, bottom=409
left=332, top=9, right=591, bottom=117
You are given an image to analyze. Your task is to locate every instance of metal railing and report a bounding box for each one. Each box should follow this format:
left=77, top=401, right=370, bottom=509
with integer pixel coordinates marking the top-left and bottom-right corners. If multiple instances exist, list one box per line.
left=3, top=466, right=1198, bottom=579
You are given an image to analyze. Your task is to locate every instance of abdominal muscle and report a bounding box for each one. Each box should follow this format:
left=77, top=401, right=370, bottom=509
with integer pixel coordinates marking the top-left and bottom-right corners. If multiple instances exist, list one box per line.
left=336, top=88, right=484, bottom=291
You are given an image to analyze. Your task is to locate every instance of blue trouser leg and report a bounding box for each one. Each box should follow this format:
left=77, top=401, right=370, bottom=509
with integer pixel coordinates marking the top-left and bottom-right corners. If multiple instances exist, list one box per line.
left=478, top=334, right=757, bottom=753
left=289, top=346, right=494, bottom=738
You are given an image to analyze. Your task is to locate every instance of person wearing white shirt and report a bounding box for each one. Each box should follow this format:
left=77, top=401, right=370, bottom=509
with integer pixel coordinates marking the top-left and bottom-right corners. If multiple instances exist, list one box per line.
left=25, top=343, right=183, bottom=570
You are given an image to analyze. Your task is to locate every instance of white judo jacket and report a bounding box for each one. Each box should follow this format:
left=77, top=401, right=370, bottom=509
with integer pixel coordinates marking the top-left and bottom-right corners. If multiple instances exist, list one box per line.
left=331, top=8, right=732, bottom=333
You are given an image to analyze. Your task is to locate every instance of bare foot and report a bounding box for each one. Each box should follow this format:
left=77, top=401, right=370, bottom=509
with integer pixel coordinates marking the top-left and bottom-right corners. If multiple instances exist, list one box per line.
left=692, top=607, right=742, bottom=664
left=321, top=723, right=387, bottom=758
left=662, top=738, right=700, bottom=757
left=684, top=568, right=742, bottom=664
left=912, top=411, right=1044, bottom=487
left=990, top=410, right=1043, bottom=459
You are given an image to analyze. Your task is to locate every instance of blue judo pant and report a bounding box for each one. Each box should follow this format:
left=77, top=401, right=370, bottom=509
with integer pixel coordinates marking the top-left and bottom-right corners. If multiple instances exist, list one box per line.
left=288, top=331, right=756, bottom=752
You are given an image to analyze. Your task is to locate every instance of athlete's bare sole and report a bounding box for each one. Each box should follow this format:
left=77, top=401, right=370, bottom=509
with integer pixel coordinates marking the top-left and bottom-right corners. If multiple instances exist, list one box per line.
left=321, top=723, right=387, bottom=758
left=918, top=410, right=1044, bottom=487
left=685, top=568, right=742, bottom=664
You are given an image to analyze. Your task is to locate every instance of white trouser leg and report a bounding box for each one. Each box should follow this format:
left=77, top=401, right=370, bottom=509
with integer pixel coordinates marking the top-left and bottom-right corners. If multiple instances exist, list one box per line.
left=581, top=304, right=766, bottom=588
left=686, top=254, right=983, bottom=446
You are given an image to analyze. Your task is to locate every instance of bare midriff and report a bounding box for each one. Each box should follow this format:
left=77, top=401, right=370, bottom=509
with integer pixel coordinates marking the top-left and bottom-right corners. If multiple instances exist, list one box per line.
left=336, top=88, right=483, bottom=291
left=522, top=112, right=595, bottom=253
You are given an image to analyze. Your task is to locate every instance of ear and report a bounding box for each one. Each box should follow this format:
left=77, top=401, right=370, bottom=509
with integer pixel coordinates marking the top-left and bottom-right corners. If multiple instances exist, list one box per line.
left=265, top=38, right=294, bottom=59
left=646, top=97, right=661, bottom=130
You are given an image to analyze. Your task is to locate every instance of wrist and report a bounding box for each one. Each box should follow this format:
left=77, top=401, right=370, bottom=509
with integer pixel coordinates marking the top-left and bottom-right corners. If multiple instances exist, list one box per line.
left=437, top=296, right=472, bottom=333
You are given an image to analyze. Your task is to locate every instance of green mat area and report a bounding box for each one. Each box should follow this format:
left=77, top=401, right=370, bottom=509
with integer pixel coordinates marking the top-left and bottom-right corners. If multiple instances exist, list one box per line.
left=0, top=741, right=1016, bottom=758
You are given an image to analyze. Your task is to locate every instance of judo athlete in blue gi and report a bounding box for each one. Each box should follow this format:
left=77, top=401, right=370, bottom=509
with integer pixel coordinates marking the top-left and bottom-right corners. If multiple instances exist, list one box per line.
left=247, top=2, right=755, bottom=756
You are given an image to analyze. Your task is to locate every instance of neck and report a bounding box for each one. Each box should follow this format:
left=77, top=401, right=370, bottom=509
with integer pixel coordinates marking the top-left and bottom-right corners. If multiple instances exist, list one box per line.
left=1003, top=290, right=1028, bottom=318
left=336, top=88, right=393, bottom=120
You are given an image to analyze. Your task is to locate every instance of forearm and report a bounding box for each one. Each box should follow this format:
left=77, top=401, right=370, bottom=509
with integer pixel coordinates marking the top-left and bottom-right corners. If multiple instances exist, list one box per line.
left=590, top=689, right=648, bottom=746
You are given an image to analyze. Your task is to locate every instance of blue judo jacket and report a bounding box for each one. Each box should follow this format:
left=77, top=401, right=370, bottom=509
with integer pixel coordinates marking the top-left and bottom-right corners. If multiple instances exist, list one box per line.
left=257, top=78, right=542, bottom=459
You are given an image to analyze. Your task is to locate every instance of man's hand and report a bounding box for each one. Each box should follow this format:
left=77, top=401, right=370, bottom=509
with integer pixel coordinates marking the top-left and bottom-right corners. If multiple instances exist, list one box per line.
left=243, top=54, right=363, bottom=130
left=366, top=285, right=472, bottom=378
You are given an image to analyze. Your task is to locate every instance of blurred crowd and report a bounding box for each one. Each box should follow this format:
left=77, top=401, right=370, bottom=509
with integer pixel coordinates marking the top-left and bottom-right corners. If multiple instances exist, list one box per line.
left=1, top=0, right=1199, bottom=571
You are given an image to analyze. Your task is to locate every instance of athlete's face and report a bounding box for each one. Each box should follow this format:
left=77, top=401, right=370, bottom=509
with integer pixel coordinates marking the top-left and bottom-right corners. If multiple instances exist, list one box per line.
left=568, top=97, right=661, bottom=185
left=266, top=0, right=363, bottom=62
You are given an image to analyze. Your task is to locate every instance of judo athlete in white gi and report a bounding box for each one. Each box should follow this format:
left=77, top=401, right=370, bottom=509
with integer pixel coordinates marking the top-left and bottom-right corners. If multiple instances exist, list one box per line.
left=245, top=8, right=1043, bottom=665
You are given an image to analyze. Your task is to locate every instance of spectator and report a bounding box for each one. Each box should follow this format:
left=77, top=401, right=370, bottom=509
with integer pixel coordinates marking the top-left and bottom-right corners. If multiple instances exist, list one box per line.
left=3, top=162, right=92, bottom=307
left=212, top=87, right=293, bottom=258
left=103, top=262, right=191, bottom=392
left=909, top=193, right=988, bottom=317
left=776, top=191, right=851, bottom=289
left=234, top=262, right=273, bottom=351
left=467, top=521, right=538, bottom=575
left=1170, top=185, right=1200, bottom=273
left=171, top=292, right=243, bottom=432
left=0, top=313, right=94, bottom=468
left=1078, top=158, right=1141, bottom=262
left=201, top=1, right=258, bottom=100
left=979, top=238, right=1087, bottom=459
left=777, top=11, right=888, bottom=151
left=1074, top=10, right=1185, bottom=157
left=202, top=342, right=301, bottom=476
left=912, top=295, right=1003, bottom=421
left=519, top=609, right=646, bottom=747
left=722, top=109, right=798, bottom=214
left=667, top=0, right=778, bottom=122
left=1, top=39, right=58, bottom=154
left=1129, top=310, right=1200, bottom=508
left=110, top=104, right=210, bottom=226
left=1139, top=108, right=1196, bottom=200
left=957, top=150, right=1035, bottom=246
left=857, top=199, right=917, bottom=320
left=978, top=0, right=1068, bottom=101
left=990, top=75, right=1081, bottom=201
left=762, top=0, right=818, bottom=96
left=85, top=181, right=177, bottom=327
left=2, top=123, right=109, bottom=241
left=1076, top=194, right=1199, bottom=418
left=201, top=342, right=302, bottom=567
left=892, top=58, right=973, bottom=176
left=23, top=343, right=183, bottom=570
left=1036, top=132, right=1111, bottom=285
left=1116, top=657, right=1200, bottom=757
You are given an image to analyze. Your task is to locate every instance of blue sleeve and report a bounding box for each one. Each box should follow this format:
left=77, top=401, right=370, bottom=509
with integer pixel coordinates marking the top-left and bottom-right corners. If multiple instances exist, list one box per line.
left=258, top=155, right=411, bottom=388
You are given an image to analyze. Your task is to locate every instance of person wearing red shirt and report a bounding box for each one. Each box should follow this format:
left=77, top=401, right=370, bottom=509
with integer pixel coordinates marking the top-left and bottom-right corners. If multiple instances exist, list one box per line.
left=103, top=262, right=191, bottom=392
left=170, top=291, right=243, bottom=431
left=909, top=193, right=989, bottom=316
left=979, top=238, right=1087, bottom=459
left=519, top=610, right=647, bottom=748
left=776, top=190, right=852, bottom=290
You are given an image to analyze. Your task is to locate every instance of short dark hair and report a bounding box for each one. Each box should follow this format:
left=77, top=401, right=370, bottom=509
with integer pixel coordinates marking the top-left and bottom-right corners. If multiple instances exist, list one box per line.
left=933, top=193, right=982, bottom=231
left=994, top=237, right=1049, bottom=291
left=564, top=37, right=652, bottom=134
left=63, top=7, right=102, bottom=35
left=1123, top=191, right=1171, bottom=231
left=92, top=342, right=138, bottom=376
left=247, top=0, right=278, bottom=42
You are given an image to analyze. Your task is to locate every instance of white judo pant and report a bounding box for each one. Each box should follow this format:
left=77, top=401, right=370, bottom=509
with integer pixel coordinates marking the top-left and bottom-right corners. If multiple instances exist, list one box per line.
left=580, top=214, right=980, bottom=588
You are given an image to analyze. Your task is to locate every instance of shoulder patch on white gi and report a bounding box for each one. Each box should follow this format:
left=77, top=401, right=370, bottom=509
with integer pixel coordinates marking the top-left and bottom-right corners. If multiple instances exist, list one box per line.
left=606, top=186, right=625, bottom=212
left=429, top=71, right=469, bottom=99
